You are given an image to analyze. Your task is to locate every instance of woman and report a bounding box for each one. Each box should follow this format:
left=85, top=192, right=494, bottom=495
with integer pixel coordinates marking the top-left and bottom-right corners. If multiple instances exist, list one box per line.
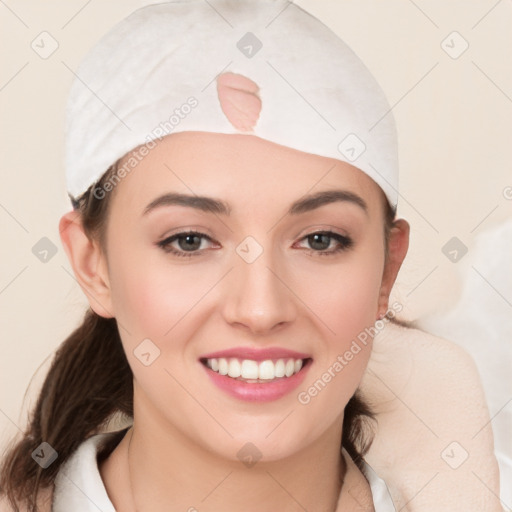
left=0, top=1, right=501, bottom=510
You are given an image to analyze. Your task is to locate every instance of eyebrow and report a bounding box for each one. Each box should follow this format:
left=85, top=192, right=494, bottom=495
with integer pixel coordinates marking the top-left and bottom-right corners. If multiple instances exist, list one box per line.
left=142, top=189, right=368, bottom=217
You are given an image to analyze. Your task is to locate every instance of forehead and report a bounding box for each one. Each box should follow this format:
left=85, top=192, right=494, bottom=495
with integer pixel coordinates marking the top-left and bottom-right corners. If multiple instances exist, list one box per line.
left=110, top=131, right=383, bottom=216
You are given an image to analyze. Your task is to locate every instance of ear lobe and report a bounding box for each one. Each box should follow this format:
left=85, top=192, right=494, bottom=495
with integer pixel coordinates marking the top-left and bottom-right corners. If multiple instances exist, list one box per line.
left=59, top=210, right=114, bottom=318
left=377, top=218, right=410, bottom=319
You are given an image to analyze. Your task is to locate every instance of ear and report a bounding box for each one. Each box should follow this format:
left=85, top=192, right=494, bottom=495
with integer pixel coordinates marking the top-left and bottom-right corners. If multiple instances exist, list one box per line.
left=377, top=218, right=410, bottom=319
left=59, top=210, right=114, bottom=318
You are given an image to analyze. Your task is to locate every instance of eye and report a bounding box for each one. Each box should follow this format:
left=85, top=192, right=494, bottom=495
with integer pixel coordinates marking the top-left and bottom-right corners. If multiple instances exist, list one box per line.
left=157, top=231, right=217, bottom=257
left=157, top=229, right=353, bottom=258
left=295, top=231, right=353, bottom=256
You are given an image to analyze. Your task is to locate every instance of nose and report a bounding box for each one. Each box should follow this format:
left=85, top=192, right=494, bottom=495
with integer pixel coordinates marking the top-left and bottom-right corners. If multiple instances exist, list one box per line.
left=221, top=250, right=297, bottom=335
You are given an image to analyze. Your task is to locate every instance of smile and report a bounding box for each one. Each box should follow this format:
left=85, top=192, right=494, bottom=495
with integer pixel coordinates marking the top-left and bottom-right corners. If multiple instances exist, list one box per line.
left=199, top=355, right=313, bottom=402
left=201, top=357, right=309, bottom=382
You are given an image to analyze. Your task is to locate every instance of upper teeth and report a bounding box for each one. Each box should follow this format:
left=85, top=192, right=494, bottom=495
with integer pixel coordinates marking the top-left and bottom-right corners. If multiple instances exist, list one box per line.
left=205, top=358, right=304, bottom=380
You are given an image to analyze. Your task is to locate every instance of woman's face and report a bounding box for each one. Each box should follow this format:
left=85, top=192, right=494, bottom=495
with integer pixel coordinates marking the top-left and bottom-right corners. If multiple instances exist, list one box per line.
left=98, top=131, right=399, bottom=461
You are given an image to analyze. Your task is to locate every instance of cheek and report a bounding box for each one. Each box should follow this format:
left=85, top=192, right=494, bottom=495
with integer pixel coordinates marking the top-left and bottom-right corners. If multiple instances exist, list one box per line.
left=294, top=245, right=384, bottom=414
left=296, top=247, right=384, bottom=342
left=106, top=241, right=214, bottom=349
left=105, top=247, right=216, bottom=406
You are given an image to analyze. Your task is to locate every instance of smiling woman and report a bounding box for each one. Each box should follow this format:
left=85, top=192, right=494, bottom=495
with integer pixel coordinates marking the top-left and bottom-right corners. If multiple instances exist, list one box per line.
left=57, top=130, right=404, bottom=512
left=0, top=1, right=502, bottom=511
left=92, top=131, right=403, bottom=418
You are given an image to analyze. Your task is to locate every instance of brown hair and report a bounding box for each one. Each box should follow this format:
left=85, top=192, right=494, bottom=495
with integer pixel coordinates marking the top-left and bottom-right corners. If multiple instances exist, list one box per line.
left=0, top=160, right=399, bottom=511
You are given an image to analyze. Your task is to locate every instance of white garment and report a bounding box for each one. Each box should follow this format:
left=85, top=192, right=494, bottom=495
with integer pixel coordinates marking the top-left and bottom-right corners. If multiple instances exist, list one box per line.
left=65, top=0, right=399, bottom=208
left=52, top=430, right=396, bottom=511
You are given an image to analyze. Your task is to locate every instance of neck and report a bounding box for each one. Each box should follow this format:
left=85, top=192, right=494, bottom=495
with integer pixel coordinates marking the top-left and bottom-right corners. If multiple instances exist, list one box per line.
left=103, top=404, right=347, bottom=512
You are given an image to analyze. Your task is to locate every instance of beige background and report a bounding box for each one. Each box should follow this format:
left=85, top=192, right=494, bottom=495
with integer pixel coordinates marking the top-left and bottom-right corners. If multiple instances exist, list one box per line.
left=1, top=0, right=511, bottom=493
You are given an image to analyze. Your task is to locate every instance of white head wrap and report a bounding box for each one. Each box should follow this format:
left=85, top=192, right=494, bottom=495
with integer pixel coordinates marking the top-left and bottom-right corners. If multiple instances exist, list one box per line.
left=65, top=0, right=398, bottom=209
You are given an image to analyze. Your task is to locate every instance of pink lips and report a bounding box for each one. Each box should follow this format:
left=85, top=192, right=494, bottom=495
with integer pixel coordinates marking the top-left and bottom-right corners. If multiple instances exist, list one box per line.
left=199, top=347, right=313, bottom=402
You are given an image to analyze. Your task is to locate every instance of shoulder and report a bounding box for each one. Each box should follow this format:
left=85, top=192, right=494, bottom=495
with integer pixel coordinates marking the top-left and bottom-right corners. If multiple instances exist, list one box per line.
left=360, top=321, right=502, bottom=511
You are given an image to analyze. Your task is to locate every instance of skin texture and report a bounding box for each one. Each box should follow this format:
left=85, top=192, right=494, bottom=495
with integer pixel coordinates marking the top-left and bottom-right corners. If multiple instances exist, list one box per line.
left=216, top=72, right=261, bottom=131
left=59, top=131, right=409, bottom=511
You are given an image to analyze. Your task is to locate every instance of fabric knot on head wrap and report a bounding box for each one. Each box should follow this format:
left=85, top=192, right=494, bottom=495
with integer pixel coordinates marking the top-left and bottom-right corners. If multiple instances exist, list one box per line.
left=65, top=0, right=399, bottom=210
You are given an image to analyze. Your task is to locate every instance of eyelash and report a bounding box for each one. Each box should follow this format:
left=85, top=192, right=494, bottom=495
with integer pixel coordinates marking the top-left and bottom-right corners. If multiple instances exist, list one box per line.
left=157, top=230, right=353, bottom=258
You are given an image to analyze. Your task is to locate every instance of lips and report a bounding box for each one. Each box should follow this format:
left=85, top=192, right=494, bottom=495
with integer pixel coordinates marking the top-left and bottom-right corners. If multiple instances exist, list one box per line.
left=198, top=346, right=313, bottom=402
